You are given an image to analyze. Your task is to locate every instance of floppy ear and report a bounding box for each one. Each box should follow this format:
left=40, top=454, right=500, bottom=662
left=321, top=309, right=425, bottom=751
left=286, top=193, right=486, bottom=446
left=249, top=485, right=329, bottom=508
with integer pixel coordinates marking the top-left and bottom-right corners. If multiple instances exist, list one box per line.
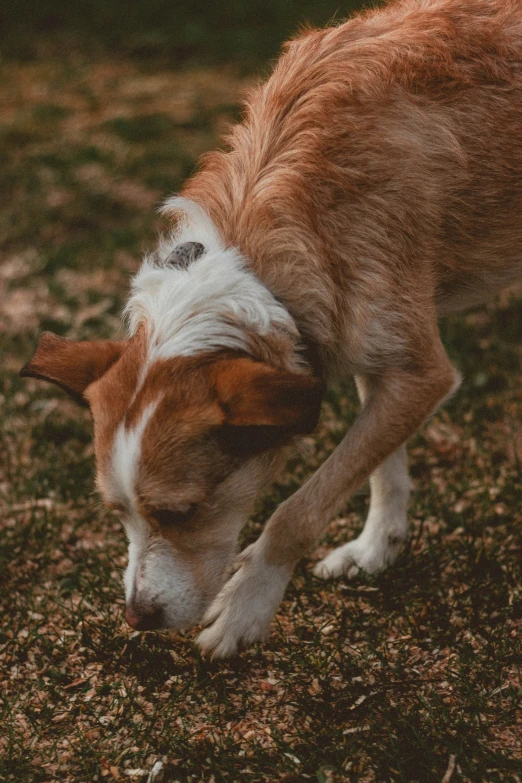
left=215, top=358, right=324, bottom=453
left=20, top=331, right=125, bottom=406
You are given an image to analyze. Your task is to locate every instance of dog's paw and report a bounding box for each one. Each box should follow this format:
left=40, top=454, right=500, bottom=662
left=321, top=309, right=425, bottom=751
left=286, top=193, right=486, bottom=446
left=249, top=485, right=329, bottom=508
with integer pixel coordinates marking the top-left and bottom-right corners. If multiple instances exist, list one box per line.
left=313, top=542, right=362, bottom=579
left=196, top=547, right=290, bottom=659
left=313, top=533, right=404, bottom=580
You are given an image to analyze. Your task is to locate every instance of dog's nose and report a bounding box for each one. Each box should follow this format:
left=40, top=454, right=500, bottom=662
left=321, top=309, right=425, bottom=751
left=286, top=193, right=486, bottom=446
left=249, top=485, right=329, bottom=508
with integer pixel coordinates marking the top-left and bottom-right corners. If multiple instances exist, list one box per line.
left=125, top=602, right=164, bottom=631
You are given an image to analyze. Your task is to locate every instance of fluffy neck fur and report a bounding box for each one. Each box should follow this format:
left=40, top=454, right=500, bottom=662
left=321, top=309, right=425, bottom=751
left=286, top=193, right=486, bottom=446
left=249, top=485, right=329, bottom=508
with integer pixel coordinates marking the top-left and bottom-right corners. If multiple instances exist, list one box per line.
left=125, top=198, right=305, bottom=373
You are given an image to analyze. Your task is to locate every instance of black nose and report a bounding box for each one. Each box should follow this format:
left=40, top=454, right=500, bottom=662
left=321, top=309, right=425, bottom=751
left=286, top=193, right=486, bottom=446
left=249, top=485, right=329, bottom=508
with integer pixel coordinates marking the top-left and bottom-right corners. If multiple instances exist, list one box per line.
left=125, top=602, right=164, bottom=631
left=165, top=241, right=205, bottom=269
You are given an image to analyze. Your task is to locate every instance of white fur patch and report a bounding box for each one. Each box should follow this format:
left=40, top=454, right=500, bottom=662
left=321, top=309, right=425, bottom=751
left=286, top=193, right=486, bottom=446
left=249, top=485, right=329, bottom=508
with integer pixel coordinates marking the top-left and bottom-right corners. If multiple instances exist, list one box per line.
left=123, top=521, right=203, bottom=628
left=108, top=403, right=159, bottom=602
left=140, top=539, right=202, bottom=628
left=124, top=198, right=298, bottom=360
left=123, top=513, right=149, bottom=602
left=111, top=402, right=158, bottom=508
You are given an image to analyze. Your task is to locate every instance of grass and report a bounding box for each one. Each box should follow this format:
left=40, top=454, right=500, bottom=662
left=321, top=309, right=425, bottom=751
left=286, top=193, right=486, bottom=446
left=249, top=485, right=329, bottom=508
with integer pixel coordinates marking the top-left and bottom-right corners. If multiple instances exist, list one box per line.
left=1, top=37, right=521, bottom=783
left=1, top=0, right=376, bottom=66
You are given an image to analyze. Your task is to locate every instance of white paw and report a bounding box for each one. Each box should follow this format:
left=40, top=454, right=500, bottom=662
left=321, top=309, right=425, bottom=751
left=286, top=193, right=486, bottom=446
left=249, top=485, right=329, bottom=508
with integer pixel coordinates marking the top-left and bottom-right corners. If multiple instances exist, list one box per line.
left=196, top=545, right=290, bottom=659
left=313, top=532, right=404, bottom=580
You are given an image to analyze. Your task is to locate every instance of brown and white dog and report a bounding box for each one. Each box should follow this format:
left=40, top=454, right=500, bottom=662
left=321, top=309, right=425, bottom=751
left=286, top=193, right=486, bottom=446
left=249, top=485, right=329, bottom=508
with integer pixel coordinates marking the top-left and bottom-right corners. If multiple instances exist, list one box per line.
left=21, top=0, right=522, bottom=657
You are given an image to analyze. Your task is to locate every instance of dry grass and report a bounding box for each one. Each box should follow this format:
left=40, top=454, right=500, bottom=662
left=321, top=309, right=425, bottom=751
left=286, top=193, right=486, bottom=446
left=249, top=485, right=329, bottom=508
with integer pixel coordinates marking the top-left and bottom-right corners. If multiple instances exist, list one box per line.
left=1, top=56, right=521, bottom=783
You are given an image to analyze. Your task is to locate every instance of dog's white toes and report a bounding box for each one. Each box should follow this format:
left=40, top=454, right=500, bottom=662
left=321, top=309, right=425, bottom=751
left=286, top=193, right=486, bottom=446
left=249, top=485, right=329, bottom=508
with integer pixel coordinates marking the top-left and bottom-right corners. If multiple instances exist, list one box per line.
left=313, top=545, right=358, bottom=579
left=197, top=621, right=242, bottom=659
left=196, top=548, right=291, bottom=659
left=197, top=604, right=272, bottom=659
left=346, top=563, right=361, bottom=580
left=313, top=536, right=400, bottom=580
left=196, top=587, right=272, bottom=660
left=200, top=593, right=226, bottom=629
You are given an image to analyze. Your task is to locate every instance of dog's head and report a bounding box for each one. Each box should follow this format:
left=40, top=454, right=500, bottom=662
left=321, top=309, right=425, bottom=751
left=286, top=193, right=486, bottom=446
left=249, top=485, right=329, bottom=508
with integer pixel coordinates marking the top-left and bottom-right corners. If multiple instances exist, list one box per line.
left=21, top=326, right=322, bottom=631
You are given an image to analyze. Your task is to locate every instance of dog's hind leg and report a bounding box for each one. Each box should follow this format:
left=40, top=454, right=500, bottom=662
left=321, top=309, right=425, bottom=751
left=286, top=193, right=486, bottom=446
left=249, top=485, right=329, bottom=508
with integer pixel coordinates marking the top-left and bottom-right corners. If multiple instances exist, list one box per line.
left=313, top=376, right=412, bottom=579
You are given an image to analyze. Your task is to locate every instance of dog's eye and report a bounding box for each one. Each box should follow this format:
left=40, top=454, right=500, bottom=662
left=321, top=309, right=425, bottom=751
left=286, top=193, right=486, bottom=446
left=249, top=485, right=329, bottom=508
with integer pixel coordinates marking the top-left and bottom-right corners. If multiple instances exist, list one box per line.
left=152, top=506, right=196, bottom=527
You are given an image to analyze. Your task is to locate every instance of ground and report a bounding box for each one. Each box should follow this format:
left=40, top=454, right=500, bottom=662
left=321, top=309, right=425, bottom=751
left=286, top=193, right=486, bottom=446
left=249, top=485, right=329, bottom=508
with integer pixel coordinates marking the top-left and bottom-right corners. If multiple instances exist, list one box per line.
left=1, top=55, right=521, bottom=783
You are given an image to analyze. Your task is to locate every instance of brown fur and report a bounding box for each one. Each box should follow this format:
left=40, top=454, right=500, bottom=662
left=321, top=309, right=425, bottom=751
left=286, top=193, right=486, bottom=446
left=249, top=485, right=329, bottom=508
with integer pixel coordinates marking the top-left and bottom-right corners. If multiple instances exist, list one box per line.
left=183, top=0, right=522, bottom=375
left=20, top=332, right=125, bottom=406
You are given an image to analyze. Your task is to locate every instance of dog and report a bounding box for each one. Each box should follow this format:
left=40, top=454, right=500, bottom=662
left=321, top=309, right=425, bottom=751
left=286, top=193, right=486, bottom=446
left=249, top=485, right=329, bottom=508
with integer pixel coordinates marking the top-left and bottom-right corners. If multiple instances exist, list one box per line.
left=21, top=0, right=522, bottom=658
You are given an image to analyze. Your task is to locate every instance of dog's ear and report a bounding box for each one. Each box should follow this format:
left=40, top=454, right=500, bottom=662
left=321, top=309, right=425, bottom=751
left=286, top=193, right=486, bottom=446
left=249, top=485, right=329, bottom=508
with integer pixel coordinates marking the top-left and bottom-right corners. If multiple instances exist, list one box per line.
left=20, top=332, right=126, bottom=406
left=214, top=358, right=324, bottom=453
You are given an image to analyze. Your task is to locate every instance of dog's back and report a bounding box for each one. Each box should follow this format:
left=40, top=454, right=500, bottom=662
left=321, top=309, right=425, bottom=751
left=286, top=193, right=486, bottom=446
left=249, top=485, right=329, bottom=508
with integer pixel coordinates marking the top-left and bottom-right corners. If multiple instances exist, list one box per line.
left=184, top=0, right=522, bottom=375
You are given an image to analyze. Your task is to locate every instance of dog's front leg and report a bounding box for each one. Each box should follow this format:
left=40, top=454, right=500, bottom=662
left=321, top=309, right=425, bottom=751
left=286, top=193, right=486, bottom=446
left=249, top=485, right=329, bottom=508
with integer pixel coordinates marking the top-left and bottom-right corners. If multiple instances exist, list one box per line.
left=197, top=344, right=459, bottom=658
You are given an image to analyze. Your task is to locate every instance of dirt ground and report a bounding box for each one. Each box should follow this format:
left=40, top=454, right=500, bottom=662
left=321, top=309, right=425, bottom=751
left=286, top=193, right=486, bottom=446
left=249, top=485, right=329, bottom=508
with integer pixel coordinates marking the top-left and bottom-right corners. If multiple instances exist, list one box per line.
left=1, top=56, right=521, bottom=782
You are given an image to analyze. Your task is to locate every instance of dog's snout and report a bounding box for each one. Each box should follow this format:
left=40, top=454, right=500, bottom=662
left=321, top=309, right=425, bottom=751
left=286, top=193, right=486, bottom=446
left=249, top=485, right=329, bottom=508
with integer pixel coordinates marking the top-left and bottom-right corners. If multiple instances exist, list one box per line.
left=125, top=601, right=164, bottom=631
